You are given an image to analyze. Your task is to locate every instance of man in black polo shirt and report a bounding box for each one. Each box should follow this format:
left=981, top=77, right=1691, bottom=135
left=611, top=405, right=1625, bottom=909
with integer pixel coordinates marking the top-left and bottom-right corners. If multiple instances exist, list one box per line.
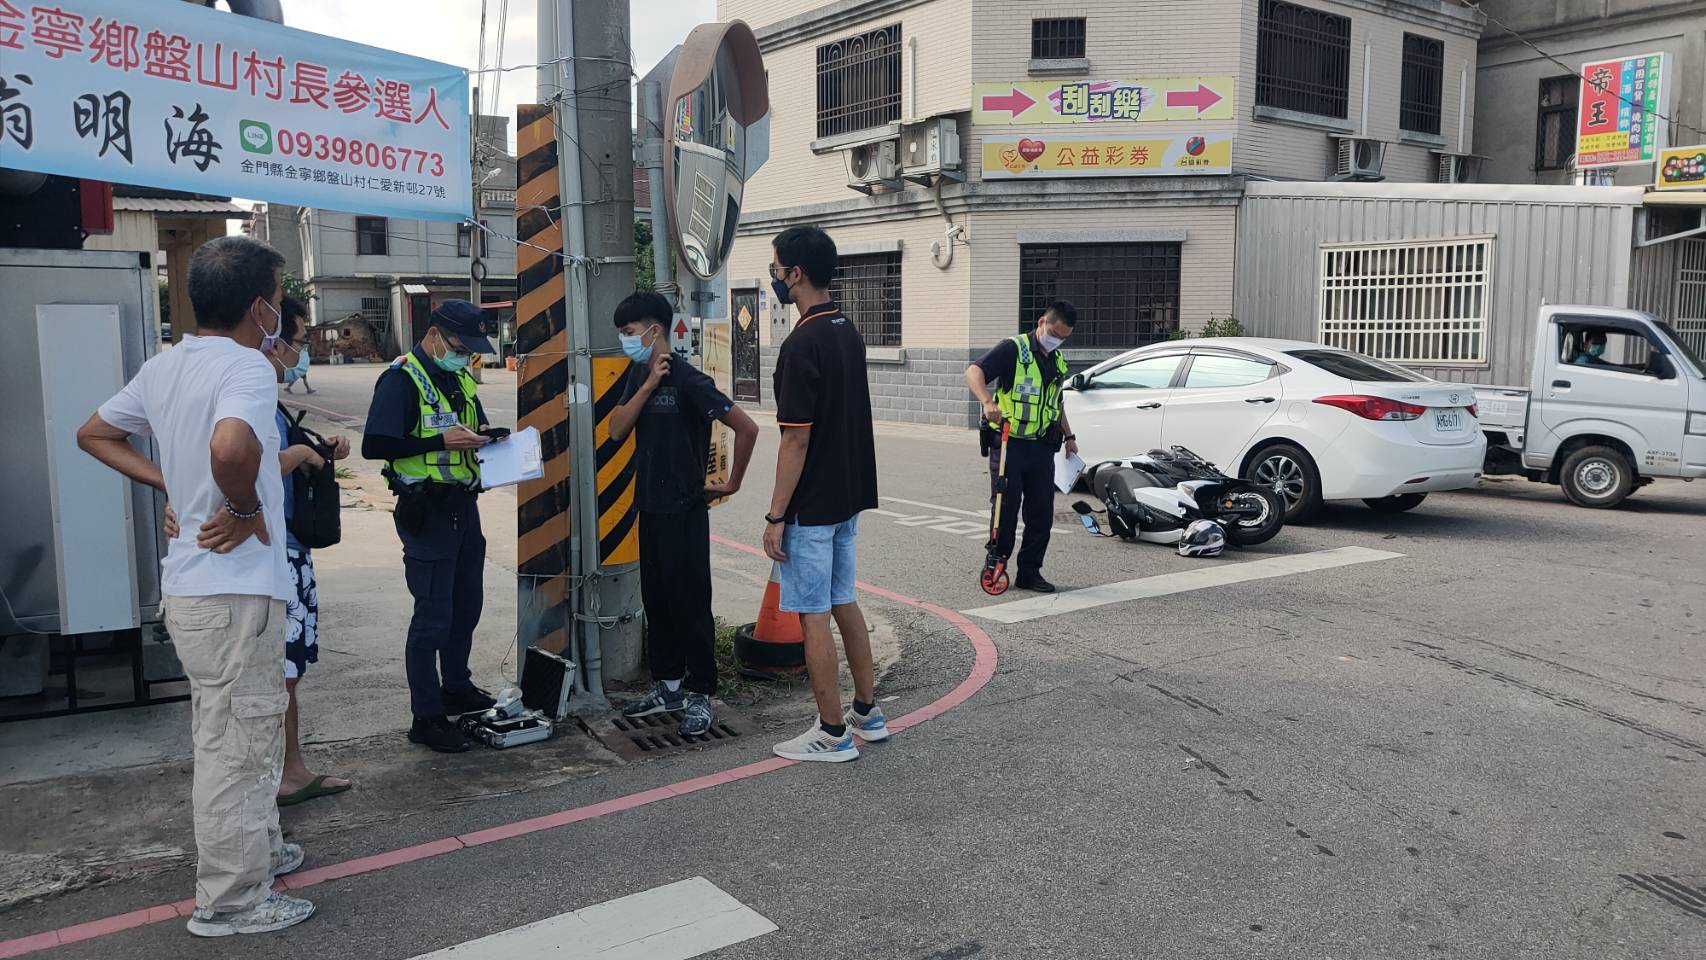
left=608, top=291, right=759, bottom=738
left=762, top=225, right=884, bottom=764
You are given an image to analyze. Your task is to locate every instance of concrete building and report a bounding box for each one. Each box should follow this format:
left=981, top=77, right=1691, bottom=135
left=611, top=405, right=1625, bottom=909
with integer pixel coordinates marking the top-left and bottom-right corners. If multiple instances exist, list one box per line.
left=1474, top=0, right=1706, bottom=187
left=718, top=0, right=1485, bottom=425
left=291, top=115, right=519, bottom=356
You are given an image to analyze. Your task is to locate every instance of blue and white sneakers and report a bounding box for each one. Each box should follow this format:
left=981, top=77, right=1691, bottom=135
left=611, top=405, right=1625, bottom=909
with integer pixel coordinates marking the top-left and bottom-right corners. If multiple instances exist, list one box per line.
left=773, top=721, right=860, bottom=762
left=622, top=681, right=685, bottom=719
left=679, top=693, right=714, bottom=737
left=844, top=704, right=891, bottom=742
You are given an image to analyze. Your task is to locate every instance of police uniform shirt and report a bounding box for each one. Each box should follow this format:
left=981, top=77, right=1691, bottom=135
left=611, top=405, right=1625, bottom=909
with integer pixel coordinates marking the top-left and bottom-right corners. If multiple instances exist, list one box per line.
left=362, top=346, right=489, bottom=464
left=972, top=331, right=1064, bottom=444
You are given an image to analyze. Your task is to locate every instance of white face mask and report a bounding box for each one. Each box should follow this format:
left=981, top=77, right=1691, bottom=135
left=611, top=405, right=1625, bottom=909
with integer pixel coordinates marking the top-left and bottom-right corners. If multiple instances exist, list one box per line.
left=1037, top=329, right=1065, bottom=352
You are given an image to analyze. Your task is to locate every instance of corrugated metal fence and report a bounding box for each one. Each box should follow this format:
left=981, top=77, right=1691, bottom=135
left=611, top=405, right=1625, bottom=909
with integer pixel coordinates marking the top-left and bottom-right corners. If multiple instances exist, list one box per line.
left=1235, top=182, right=1649, bottom=387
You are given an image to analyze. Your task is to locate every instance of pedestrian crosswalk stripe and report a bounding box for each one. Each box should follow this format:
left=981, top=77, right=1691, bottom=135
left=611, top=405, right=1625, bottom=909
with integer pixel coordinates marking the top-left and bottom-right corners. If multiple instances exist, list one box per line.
left=962, top=546, right=1405, bottom=623
left=406, top=877, right=776, bottom=960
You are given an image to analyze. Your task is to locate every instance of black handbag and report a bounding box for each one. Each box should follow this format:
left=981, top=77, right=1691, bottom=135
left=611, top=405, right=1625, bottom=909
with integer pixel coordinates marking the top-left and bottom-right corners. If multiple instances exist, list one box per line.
left=280, top=405, right=342, bottom=549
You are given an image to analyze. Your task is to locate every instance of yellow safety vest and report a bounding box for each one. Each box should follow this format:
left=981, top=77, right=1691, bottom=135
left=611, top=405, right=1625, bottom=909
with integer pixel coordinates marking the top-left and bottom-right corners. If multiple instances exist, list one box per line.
left=993, top=334, right=1067, bottom=440
left=388, top=352, right=481, bottom=487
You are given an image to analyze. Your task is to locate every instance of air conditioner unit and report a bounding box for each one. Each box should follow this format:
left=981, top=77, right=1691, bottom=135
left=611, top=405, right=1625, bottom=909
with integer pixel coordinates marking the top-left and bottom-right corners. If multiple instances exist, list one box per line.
left=844, top=138, right=900, bottom=194
left=1334, top=137, right=1386, bottom=181
left=900, top=117, right=963, bottom=184
left=1433, top=151, right=1483, bottom=184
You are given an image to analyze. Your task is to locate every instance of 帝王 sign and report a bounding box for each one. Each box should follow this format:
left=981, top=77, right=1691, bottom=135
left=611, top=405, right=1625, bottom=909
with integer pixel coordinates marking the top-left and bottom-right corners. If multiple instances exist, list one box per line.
left=1576, top=53, right=1665, bottom=169
left=1656, top=144, right=1706, bottom=191
left=981, top=133, right=1232, bottom=179
left=700, top=318, right=732, bottom=507
left=0, top=0, right=471, bottom=221
left=973, top=78, right=1234, bottom=125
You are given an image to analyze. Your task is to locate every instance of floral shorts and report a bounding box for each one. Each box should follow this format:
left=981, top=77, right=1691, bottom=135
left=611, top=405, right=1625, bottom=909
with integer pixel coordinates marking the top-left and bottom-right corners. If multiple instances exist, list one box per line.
left=284, top=547, right=319, bottom=680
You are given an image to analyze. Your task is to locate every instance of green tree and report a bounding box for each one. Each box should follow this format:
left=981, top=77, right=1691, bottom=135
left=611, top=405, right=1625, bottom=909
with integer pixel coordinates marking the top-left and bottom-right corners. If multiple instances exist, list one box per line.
left=282, top=271, right=314, bottom=302
left=635, top=218, right=655, bottom=292
left=157, top=278, right=170, bottom=327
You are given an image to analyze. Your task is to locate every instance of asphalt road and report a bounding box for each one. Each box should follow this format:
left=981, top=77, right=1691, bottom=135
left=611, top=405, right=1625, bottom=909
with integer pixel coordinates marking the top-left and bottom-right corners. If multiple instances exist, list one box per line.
left=15, top=363, right=1706, bottom=959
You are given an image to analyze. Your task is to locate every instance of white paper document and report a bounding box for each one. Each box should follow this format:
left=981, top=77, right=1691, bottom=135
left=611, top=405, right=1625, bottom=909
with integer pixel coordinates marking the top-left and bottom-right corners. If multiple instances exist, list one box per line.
left=1053, top=449, right=1086, bottom=493
left=477, top=426, right=544, bottom=490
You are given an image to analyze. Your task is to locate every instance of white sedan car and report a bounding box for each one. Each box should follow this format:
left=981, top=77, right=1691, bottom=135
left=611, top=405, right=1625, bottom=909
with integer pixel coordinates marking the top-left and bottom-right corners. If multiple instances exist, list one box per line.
left=1063, top=338, right=1485, bottom=521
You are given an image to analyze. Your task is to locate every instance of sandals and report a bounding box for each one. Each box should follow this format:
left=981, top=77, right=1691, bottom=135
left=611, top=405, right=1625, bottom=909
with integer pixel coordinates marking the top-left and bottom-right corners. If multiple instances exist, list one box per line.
left=277, top=774, right=352, bottom=807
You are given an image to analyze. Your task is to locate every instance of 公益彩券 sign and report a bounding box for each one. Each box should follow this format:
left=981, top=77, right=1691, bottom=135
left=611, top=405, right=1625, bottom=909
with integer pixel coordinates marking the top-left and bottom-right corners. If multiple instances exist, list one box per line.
left=981, top=133, right=1232, bottom=179
left=1576, top=53, right=1665, bottom=169
left=1655, top=144, right=1706, bottom=191
left=0, top=0, right=471, bottom=222
left=973, top=78, right=1235, bottom=125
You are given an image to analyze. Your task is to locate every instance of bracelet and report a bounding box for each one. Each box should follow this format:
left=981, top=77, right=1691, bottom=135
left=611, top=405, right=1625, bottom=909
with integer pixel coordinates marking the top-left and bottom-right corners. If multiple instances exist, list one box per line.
left=1064, top=434, right=1076, bottom=441
left=764, top=513, right=786, bottom=526
left=224, top=498, right=262, bottom=521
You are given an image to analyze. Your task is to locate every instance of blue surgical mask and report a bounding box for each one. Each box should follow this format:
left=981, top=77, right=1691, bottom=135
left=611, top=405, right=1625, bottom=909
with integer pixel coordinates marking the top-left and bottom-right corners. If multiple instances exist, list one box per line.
left=283, top=344, right=310, bottom=383
left=1586, top=340, right=1605, bottom=358
left=620, top=333, right=653, bottom=365
left=256, top=299, right=282, bottom=353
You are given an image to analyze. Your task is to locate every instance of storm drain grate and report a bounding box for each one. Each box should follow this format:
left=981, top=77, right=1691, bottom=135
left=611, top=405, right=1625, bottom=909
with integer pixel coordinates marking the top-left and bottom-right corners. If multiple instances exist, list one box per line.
left=588, top=709, right=747, bottom=761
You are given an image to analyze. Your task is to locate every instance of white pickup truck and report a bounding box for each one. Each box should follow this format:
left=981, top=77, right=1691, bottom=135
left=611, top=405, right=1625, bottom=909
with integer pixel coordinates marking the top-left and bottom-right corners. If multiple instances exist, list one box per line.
left=1475, top=305, right=1706, bottom=508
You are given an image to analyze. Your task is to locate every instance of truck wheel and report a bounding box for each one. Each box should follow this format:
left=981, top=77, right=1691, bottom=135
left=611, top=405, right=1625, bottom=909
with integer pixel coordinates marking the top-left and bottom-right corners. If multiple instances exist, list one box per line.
left=1246, top=443, right=1323, bottom=523
left=1559, top=446, right=1634, bottom=508
left=1363, top=493, right=1427, bottom=514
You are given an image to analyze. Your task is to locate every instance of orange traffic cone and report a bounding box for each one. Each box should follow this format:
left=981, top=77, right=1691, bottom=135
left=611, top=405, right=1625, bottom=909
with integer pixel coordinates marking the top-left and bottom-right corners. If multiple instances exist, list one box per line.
left=735, top=561, right=806, bottom=680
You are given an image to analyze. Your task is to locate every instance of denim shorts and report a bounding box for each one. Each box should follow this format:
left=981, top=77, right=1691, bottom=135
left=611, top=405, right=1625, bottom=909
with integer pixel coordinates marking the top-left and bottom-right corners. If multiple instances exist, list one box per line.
left=779, top=515, right=859, bottom=614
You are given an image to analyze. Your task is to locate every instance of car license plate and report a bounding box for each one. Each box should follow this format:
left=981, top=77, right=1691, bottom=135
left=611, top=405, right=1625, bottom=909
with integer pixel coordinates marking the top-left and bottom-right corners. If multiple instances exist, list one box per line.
left=1434, top=410, right=1464, bottom=432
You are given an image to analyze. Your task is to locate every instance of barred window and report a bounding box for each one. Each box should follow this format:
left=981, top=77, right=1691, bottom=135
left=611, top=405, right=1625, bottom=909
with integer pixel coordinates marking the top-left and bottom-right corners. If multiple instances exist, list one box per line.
left=355, top=216, right=387, bottom=256
left=1256, top=0, right=1350, bottom=120
left=1535, top=75, right=1578, bottom=171
left=816, top=25, right=902, bottom=139
left=1400, top=33, right=1443, bottom=135
left=360, top=296, right=390, bottom=324
left=1031, top=18, right=1086, bottom=60
left=833, top=252, right=902, bottom=347
left=1019, top=244, right=1181, bottom=350
left=1318, top=237, right=1492, bottom=365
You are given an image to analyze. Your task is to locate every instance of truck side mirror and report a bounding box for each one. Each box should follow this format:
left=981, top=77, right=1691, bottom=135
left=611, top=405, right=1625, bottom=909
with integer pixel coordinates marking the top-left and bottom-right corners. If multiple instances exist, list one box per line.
left=1648, top=354, right=1676, bottom=380
left=1069, top=373, right=1088, bottom=391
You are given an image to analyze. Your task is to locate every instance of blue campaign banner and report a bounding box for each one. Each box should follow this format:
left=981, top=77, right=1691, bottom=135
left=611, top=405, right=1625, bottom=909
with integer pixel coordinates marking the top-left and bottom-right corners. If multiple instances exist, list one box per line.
left=0, top=0, right=472, bottom=221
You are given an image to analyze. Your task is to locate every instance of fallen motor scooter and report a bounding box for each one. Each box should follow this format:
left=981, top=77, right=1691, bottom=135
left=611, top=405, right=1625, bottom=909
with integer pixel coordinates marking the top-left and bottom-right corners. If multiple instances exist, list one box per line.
left=1071, top=446, right=1286, bottom=549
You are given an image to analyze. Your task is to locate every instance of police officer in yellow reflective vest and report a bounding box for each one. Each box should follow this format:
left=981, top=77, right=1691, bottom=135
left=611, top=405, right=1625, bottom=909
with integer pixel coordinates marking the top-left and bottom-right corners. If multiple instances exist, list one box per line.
left=362, top=301, right=507, bottom=752
left=964, top=300, right=1080, bottom=593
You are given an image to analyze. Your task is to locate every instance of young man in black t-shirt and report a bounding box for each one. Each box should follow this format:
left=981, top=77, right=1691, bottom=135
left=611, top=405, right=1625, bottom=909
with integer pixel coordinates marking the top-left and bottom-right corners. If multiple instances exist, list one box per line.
left=609, top=292, right=759, bottom=737
left=763, top=225, right=885, bottom=764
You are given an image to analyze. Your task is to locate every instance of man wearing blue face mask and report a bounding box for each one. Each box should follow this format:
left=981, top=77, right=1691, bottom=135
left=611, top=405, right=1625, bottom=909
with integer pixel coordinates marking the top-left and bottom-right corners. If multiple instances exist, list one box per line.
left=608, top=291, right=759, bottom=736
left=362, top=300, right=505, bottom=753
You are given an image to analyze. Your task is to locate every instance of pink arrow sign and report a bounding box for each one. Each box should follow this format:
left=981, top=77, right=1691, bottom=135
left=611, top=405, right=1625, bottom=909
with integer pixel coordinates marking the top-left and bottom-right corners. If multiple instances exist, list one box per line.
left=980, top=88, right=1037, bottom=118
left=1165, top=83, right=1223, bottom=115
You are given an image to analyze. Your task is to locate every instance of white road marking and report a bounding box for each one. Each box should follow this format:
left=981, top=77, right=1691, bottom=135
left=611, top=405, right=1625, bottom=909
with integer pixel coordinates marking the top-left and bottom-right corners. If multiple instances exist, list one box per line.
left=880, top=496, right=1069, bottom=535
left=962, top=546, right=1405, bottom=623
left=407, top=877, right=776, bottom=960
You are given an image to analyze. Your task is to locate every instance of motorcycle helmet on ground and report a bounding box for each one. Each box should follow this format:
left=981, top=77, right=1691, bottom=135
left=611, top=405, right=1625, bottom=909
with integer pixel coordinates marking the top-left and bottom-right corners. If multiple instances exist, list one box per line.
left=1177, top=519, right=1226, bottom=558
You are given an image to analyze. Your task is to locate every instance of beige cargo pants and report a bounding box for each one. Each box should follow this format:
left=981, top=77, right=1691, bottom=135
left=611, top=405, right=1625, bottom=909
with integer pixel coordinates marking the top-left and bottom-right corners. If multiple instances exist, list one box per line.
left=164, top=594, right=288, bottom=913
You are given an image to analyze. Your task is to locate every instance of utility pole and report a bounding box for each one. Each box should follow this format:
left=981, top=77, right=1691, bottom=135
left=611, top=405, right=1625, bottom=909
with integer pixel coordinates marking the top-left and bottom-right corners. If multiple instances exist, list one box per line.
left=518, top=0, right=639, bottom=709
left=469, top=84, right=482, bottom=310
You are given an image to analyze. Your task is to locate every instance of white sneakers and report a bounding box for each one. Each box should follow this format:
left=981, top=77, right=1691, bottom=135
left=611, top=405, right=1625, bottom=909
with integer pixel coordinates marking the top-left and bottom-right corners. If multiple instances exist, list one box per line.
left=186, top=892, right=316, bottom=938
left=773, top=704, right=892, bottom=762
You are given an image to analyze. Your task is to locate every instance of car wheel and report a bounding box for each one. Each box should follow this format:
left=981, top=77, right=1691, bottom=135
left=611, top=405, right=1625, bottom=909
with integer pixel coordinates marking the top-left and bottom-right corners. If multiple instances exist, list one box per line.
left=1362, top=493, right=1427, bottom=514
left=1246, top=443, right=1322, bottom=523
left=1559, top=445, right=1633, bottom=508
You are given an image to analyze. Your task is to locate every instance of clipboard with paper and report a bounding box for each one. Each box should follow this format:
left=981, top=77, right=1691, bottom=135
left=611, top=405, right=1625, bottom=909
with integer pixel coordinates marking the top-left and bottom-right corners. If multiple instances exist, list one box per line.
left=476, top=426, right=545, bottom=489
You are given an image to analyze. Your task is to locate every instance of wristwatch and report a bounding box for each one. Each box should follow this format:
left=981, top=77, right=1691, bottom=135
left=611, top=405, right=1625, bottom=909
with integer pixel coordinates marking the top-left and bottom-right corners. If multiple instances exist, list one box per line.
left=764, top=513, right=786, bottom=525
left=1063, top=434, right=1077, bottom=442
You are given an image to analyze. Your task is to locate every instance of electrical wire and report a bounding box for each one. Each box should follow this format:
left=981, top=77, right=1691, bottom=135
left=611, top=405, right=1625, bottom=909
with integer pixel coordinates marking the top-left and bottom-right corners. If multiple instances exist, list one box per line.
left=1469, top=2, right=1705, bottom=143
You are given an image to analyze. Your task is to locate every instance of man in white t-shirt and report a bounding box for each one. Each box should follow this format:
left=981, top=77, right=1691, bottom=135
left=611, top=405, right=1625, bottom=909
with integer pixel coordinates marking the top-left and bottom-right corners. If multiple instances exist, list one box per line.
left=77, top=235, right=315, bottom=938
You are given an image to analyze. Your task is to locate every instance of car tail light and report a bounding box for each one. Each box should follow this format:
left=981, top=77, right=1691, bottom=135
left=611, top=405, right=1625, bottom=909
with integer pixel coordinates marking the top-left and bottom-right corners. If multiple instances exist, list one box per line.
left=1467, top=403, right=1478, bottom=418
left=1313, top=395, right=1428, bottom=421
